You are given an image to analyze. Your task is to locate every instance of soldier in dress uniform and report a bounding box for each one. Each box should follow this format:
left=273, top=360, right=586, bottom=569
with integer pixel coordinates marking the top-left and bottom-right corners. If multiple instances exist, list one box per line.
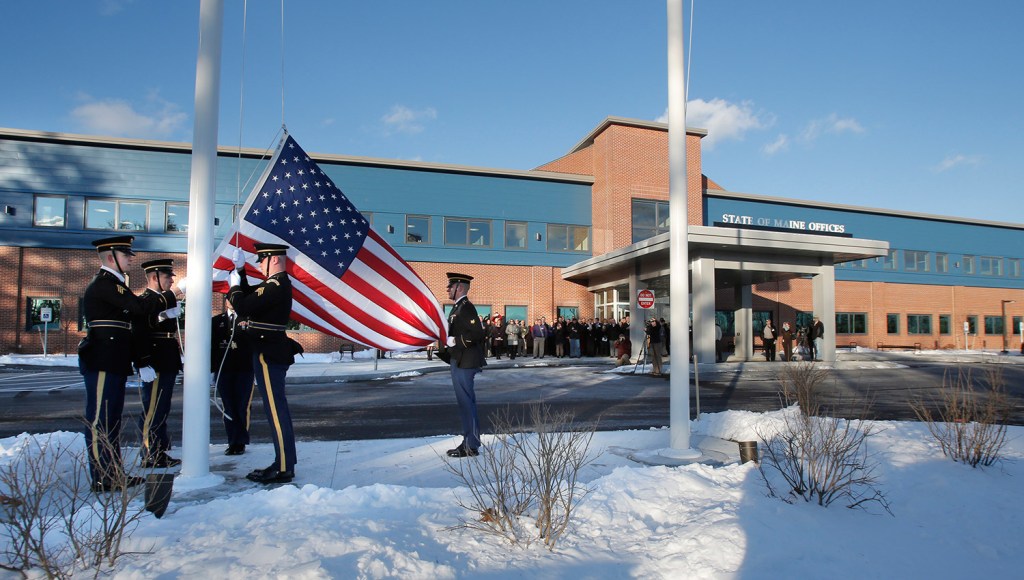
left=437, top=272, right=486, bottom=458
left=78, top=236, right=177, bottom=492
left=134, top=258, right=184, bottom=468
left=228, top=243, right=300, bottom=484
left=211, top=298, right=254, bottom=456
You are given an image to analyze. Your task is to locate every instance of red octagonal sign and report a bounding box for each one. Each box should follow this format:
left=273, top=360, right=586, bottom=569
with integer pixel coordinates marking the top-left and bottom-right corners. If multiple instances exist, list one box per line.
left=637, top=289, right=656, bottom=309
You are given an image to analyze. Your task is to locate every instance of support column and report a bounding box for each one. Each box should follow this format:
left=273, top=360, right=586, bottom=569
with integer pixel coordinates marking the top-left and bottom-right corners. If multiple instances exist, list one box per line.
left=812, top=265, right=837, bottom=363
left=734, top=284, right=753, bottom=361
left=692, top=256, right=717, bottom=364
left=628, top=269, right=646, bottom=363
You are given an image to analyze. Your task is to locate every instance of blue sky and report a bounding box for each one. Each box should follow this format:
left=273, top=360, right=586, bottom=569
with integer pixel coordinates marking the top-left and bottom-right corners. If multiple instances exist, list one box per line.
left=4, top=1, right=1022, bottom=223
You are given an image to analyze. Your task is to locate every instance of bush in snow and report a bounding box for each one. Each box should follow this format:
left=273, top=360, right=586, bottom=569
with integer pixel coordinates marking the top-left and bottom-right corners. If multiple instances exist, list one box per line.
left=444, top=403, right=596, bottom=550
left=911, top=366, right=1010, bottom=468
left=756, top=363, right=891, bottom=513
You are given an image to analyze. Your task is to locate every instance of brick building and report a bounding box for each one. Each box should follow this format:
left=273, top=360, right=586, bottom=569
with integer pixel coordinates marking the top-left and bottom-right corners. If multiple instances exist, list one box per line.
left=1, top=118, right=1022, bottom=358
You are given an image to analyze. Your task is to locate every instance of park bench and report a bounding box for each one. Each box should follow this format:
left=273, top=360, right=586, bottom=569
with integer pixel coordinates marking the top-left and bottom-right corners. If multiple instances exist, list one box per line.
left=876, top=342, right=921, bottom=352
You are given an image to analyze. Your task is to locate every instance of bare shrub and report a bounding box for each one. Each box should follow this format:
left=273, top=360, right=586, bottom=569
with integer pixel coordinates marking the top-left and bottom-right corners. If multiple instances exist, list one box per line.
left=757, top=363, right=890, bottom=513
left=1, top=431, right=149, bottom=578
left=911, top=366, right=1010, bottom=468
left=444, top=403, right=597, bottom=550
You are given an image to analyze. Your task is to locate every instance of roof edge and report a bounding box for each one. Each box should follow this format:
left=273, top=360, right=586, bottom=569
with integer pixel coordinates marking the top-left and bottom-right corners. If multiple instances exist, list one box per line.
left=568, top=116, right=708, bottom=155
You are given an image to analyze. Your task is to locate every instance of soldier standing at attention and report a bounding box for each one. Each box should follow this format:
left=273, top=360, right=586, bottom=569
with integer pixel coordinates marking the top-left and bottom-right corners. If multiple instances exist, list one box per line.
left=134, top=258, right=184, bottom=468
left=78, top=236, right=178, bottom=492
left=438, top=273, right=486, bottom=458
left=211, top=298, right=254, bottom=456
left=228, top=243, right=300, bottom=484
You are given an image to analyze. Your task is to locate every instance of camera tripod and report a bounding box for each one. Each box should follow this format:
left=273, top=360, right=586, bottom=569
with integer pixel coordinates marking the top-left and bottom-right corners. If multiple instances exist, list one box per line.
left=632, top=336, right=651, bottom=375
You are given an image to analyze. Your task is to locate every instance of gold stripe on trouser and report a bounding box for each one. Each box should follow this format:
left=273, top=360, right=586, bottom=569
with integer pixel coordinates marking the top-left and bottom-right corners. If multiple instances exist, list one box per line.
left=90, top=371, right=107, bottom=463
left=259, top=354, right=287, bottom=471
left=141, top=372, right=160, bottom=453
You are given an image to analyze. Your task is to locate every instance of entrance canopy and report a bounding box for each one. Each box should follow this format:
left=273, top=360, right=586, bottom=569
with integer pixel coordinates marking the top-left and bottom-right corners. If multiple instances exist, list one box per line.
left=562, top=225, right=889, bottom=362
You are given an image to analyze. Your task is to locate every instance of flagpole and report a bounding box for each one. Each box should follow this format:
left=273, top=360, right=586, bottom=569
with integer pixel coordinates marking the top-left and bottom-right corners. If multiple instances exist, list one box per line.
left=181, top=0, right=224, bottom=480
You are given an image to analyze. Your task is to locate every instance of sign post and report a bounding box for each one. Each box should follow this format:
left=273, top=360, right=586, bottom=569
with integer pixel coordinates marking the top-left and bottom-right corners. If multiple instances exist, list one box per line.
left=40, top=307, right=52, bottom=357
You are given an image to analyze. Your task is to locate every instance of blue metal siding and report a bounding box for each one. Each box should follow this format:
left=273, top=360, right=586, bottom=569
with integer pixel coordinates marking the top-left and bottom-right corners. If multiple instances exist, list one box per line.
left=0, top=137, right=593, bottom=266
left=706, top=196, right=1024, bottom=289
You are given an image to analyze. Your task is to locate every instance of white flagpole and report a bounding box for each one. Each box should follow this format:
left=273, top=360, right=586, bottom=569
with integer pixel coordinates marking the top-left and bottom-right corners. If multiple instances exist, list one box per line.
left=181, top=0, right=224, bottom=479
left=667, top=0, right=695, bottom=454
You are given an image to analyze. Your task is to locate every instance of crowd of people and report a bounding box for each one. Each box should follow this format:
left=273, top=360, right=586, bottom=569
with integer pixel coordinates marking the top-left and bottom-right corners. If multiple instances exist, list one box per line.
left=478, top=314, right=634, bottom=361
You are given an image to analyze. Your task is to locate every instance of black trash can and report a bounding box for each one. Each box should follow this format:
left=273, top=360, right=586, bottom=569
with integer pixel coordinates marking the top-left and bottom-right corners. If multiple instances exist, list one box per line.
left=738, top=441, right=758, bottom=464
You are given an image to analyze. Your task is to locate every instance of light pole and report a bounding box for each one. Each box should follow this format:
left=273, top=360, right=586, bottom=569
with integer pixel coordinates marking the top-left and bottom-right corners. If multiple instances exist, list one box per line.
left=1001, top=299, right=1015, bottom=354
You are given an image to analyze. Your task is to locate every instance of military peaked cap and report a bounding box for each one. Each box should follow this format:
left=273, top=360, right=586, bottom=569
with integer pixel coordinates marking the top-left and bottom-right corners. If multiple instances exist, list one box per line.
left=254, top=242, right=289, bottom=262
left=91, top=235, right=136, bottom=255
left=446, top=272, right=473, bottom=286
left=140, top=258, right=175, bottom=274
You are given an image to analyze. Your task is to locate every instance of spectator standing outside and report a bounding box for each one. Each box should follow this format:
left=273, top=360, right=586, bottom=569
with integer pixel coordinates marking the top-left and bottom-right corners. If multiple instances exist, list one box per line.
left=78, top=236, right=175, bottom=492
left=715, top=321, right=724, bottom=362
left=211, top=299, right=254, bottom=456
left=229, top=243, right=300, bottom=484
left=646, top=318, right=664, bottom=376
left=134, top=259, right=184, bottom=468
left=553, top=319, right=566, bottom=358
left=762, top=319, right=777, bottom=361
left=505, top=319, right=519, bottom=360
left=437, top=273, right=486, bottom=458
left=532, top=317, right=548, bottom=358
left=780, top=321, right=794, bottom=362
left=810, top=316, right=825, bottom=361
left=568, top=318, right=582, bottom=358
left=489, top=314, right=506, bottom=359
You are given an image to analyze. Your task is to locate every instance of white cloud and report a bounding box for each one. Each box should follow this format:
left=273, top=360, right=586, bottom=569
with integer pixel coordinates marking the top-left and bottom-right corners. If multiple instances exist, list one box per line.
left=933, top=153, right=982, bottom=172
left=71, top=91, right=187, bottom=139
left=381, top=105, right=437, bottom=136
left=800, top=113, right=865, bottom=142
left=100, top=0, right=136, bottom=16
left=762, top=134, right=789, bottom=156
left=659, top=98, right=766, bottom=149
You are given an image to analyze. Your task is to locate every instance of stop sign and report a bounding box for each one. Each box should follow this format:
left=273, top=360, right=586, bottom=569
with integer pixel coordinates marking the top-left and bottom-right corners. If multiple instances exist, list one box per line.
left=637, top=289, right=655, bottom=309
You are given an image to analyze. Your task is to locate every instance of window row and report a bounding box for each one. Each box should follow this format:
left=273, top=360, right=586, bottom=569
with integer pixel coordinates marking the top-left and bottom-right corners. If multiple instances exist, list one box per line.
left=840, top=249, right=1022, bottom=278
left=405, top=216, right=590, bottom=253
left=34, top=195, right=192, bottom=233
left=836, top=312, right=1024, bottom=336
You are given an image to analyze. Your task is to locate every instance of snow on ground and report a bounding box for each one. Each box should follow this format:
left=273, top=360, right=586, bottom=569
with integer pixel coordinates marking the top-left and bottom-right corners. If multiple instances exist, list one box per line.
left=2, top=409, right=1022, bottom=579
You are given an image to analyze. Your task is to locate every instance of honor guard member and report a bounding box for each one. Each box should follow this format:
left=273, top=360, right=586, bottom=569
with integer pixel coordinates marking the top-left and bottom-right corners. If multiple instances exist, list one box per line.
left=133, top=259, right=183, bottom=468
left=78, top=236, right=176, bottom=492
left=211, top=298, right=255, bottom=456
left=228, top=243, right=301, bottom=484
left=438, top=273, right=486, bottom=458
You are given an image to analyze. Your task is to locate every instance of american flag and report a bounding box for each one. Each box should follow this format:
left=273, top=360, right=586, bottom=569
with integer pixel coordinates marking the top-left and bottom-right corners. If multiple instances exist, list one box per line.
left=212, top=133, right=447, bottom=351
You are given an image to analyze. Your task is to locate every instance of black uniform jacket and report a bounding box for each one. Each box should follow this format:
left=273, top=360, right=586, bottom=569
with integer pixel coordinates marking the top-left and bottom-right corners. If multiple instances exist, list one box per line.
left=228, top=271, right=297, bottom=366
left=442, top=297, right=486, bottom=369
left=211, top=312, right=253, bottom=373
left=78, top=269, right=174, bottom=375
left=132, top=288, right=182, bottom=374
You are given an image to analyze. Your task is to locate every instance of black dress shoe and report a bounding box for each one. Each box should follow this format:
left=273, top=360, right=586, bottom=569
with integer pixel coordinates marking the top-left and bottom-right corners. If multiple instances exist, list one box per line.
left=446, top=445, right=480, bottom=458
left=246, top=465, right=294, bottom=484
left=225, top=444, right=246, bottom=456
left=141, top=452, right=182, bottom=469
left=91, top=475, right=145, bottom=493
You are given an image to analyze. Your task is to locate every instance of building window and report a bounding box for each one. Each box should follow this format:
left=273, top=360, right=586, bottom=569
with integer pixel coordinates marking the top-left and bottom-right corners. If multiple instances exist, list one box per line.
left=405, top=215, right=430, bottom=243
left=505, top=221, right=527, bottom=249
left=505, top=305, right=528, bottom=322
left=962, top=255, right=975, bottom=274
left=166, top=202, right=189, bottom=233
left=965, top=315, right=978, bottom=334
left=939, top=314, right=951, bottom=335
left=907, top=314, right=932, bottom=335
left=631, top=199, right=670, bottom=243
left=33, top=195, right=66, bottom=228
left=883, top=249, right=898, bottom=270
left=844, top=259, right=867, bottom=268
left=557, top=306, right=579, bottom=320
left=886, top=313, right=900, bottom=334
left=835, top=312, right=867, bottom=334
left=1008, top=258, right=1021, bottom=278
left=984, top=316, right=1004, bottom=335
left=904, top=250, right=930, bottom=272
left=1013, top=316, right=1022, bottom=336
left=444, top=217, right=491, bottom=247
left=86, top=198, right=148, bottom=231
left=979, top=256, right=1003, bottom=276
left=935, top=253, right=949, bottom=273
left=546, top=224, right=590, bottom=252
left=26, top=297, right=61, bottom=331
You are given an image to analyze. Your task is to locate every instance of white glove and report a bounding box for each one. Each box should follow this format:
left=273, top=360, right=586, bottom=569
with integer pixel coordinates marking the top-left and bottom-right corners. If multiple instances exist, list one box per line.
left=210, top=372, right=217, bottom=386
left=139, top=366, right=157, bottom=383
left=231, top=248, right=246, bottom=270
left=174, top=277, right=187, bottom=296
left=228, top=270, right=241, bottom=287
left=157, top=306, right=181, bottom=322
left=445, top=336, right=456, bottom=347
